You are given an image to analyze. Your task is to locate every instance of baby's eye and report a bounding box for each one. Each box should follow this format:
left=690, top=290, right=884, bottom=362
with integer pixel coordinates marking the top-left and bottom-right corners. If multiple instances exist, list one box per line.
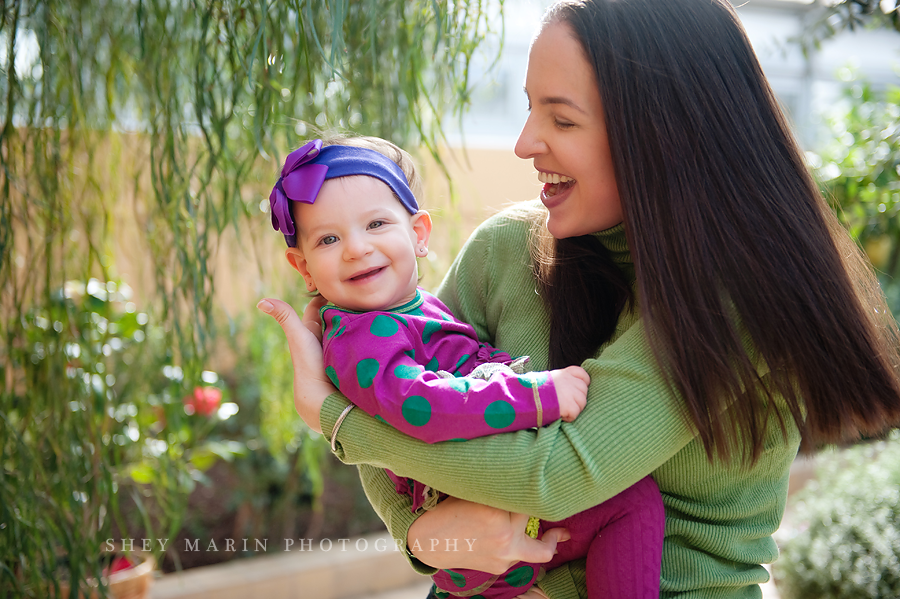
left=320, top=235, right=338, bottom=246
left=555, top=119, right=575, bottom=130
left=367, top=220, right=384, bottom=230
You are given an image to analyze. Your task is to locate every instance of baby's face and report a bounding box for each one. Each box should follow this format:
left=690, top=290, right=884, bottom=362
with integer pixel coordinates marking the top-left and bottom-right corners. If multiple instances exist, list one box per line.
left=290, top=175, right=426, bottom=312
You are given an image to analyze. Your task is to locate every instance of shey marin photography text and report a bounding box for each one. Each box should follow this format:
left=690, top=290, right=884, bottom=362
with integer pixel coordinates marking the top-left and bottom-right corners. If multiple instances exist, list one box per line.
left=105, top=537, right=479, bottom=554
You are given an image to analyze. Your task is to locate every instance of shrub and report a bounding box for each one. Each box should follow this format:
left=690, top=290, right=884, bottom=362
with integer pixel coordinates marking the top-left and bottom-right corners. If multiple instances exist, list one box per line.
left=774, top=430, right=900, bottom=598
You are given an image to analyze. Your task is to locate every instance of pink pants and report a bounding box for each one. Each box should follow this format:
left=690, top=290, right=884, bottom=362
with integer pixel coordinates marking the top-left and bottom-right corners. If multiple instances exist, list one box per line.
left=430, top=475, right=664, bottom=599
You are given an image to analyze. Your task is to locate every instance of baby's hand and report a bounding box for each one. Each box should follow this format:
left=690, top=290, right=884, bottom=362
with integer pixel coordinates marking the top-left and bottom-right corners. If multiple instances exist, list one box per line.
left=550, top=365, right=590, bottom=422
left=302, top=296, right=327, bottom=342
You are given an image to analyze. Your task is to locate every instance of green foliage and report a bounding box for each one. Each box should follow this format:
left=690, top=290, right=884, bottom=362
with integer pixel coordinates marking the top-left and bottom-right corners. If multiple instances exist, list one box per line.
left=1, top=279, right=243, bottom=595
left=1, top=0, right=501, bottom=366
left=809, top=77, right=900, bottom=317
left=1, top=0, right=500, bottom=592
left=774, top=431, right=900, bottom=599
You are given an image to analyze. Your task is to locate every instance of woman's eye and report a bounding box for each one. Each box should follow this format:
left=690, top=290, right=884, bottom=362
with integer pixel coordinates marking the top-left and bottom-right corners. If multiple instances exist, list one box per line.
left=367, top=220, right=384, bottom=230
left=321, top=235, right=338, bottom=245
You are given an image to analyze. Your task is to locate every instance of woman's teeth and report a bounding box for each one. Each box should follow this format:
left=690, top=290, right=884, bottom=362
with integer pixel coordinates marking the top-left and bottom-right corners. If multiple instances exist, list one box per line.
left=537, top=172, right=574, bottom=185
left=538, top=172, right=575, bottom=197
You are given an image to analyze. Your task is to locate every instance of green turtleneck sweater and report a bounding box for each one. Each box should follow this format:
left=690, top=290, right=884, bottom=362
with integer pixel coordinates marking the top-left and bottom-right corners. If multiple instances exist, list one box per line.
left=320, top=202, right=800, bottom=599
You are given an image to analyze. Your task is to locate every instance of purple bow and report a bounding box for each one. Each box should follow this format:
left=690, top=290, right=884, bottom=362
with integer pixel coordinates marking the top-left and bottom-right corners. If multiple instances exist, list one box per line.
left=269, top=139, right=327, bottom=236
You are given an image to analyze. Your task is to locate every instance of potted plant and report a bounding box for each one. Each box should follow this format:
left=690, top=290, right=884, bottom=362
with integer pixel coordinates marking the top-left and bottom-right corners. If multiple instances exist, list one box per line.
left=56, top=546, right=156, bottom=599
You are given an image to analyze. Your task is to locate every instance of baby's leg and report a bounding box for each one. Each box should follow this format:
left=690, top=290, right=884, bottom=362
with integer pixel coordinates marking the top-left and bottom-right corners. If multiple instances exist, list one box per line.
left=431, top=561, right=542, bottom=599
left=543, top=475, right=664, bottom=599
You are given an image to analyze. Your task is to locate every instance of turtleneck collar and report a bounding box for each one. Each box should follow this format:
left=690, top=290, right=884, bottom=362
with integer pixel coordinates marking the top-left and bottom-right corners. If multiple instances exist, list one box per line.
left=592, top=222, right=633, bottom=280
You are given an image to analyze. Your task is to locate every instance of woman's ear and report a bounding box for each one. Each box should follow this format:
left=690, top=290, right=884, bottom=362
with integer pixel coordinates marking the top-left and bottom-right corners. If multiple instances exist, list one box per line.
left=411, top=210, right=433, bottom=257
left=285, top=247, right=317, bottom=292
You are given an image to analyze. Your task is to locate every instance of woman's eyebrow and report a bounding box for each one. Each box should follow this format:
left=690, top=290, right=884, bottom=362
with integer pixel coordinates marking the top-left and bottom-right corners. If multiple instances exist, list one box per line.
left=523, top=87, right=587, bottom=115
left=539, top=96, right=587, bottom=114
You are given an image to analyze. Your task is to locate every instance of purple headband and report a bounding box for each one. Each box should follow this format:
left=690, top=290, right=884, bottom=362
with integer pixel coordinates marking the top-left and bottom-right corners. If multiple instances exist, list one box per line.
left=269, top=139, right=419, bottom=247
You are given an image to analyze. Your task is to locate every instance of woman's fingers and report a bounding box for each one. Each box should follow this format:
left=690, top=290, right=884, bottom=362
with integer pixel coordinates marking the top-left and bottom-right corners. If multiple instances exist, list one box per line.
left=539, top=526, right=571, bottom=547
left=257, top=297, right=335, bottom=433
left=259, top=298, right=304, bottom=342
left=509, top=520, right=570, bottom=566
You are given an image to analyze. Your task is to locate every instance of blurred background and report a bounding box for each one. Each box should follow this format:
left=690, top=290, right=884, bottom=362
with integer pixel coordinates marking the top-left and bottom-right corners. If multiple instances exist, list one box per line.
left=1, top=1, right=898, bottom=597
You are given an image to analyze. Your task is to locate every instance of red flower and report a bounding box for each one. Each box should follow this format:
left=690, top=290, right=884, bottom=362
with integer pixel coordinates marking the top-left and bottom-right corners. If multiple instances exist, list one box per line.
left=183, top=386, right=222, bottom=417
left=103, top=555, right=134, bottom=576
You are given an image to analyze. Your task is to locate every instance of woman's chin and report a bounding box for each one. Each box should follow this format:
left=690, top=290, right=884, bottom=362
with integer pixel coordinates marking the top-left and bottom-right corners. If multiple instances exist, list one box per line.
left=545, top=214, right=581, bottom=240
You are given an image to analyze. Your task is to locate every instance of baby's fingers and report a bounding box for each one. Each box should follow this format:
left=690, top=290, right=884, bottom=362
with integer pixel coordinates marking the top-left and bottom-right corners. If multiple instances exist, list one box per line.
left=567, top=365, right=591, bottom=385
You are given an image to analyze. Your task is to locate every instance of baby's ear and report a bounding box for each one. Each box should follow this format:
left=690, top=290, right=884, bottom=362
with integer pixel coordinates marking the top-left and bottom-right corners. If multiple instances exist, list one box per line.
left=285, top=247, right=317, bottom=292
left=411, top=210, right=432, bottom=256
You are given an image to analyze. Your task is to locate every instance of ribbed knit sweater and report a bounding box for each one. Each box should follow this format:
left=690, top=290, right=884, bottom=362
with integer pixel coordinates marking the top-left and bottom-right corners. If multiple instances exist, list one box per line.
left=322, top=202, right=801, bottom=599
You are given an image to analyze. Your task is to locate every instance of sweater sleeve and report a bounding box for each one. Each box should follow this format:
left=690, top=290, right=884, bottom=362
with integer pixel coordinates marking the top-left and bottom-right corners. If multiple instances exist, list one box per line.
left=323, top=311, right=561, bottom=444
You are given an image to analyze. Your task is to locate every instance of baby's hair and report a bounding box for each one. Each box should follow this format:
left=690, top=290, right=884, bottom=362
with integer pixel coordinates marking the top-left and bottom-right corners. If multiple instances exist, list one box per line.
left=320, top=134, right=424, bottom=204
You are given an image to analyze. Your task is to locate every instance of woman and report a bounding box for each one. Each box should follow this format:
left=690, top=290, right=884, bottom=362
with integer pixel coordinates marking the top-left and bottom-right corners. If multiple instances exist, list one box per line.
left=258, top=0, right=900, bottom=597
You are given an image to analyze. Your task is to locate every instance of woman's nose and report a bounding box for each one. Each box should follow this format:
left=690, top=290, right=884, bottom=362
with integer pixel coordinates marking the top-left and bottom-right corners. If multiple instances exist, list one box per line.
left=514, top=115, right=545, bottom=159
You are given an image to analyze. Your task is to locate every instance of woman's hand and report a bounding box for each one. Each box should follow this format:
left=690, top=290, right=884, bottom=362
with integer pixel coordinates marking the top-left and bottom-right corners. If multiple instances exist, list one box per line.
left=257, top=297, right=336, bottom=433
left=408, top=496, right=570, bottom=574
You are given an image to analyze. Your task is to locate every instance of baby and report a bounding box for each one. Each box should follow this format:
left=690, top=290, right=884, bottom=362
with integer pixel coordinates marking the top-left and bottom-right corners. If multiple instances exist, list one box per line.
left=269, top=136, right=663, bottom=599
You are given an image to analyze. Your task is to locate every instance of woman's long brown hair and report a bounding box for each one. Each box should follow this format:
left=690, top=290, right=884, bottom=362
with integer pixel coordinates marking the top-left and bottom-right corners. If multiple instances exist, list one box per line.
left=536, top=0, right=900, bottom=463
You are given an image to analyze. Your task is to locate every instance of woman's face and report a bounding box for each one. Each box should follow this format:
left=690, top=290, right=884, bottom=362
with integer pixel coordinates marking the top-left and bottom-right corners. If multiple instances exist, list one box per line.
left=515, top=21, right=623, bottom=238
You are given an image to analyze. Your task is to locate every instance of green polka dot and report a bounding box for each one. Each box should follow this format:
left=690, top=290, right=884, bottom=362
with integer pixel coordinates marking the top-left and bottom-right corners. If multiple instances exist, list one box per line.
left=325, top=366, right=340, bottom=389
left=446, top=378, right=472, bottom=393
left=327, top=315, right=346, bottom=340
left=484, top=400, right=516, bottom=429
left=504, top=565, right=535, bottom=588
left=370, top=314, right=399, bottom=337
left=408, top=307, right=425, bottom=317
left=374, top=414, right=388, bottom=425
left=394, top=364, right=422, bottom=379
left=452, top=354, right=470, bottom=373
left=422, top=320, right=443, bottom=344
left=490, top=349, right=505, bottom=357
left=356, top=358, right=379, bottom=388
left=517, top=372, right=549, bottom=388
left=402, top=396, right=431, bottom=426
left=425, top=357, right=440, bottom=372
left=403, top=349, right=415, bottom=360
left=444, top=570, right=468, bottom=589
left=390, top=314, right=408, bottom=327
